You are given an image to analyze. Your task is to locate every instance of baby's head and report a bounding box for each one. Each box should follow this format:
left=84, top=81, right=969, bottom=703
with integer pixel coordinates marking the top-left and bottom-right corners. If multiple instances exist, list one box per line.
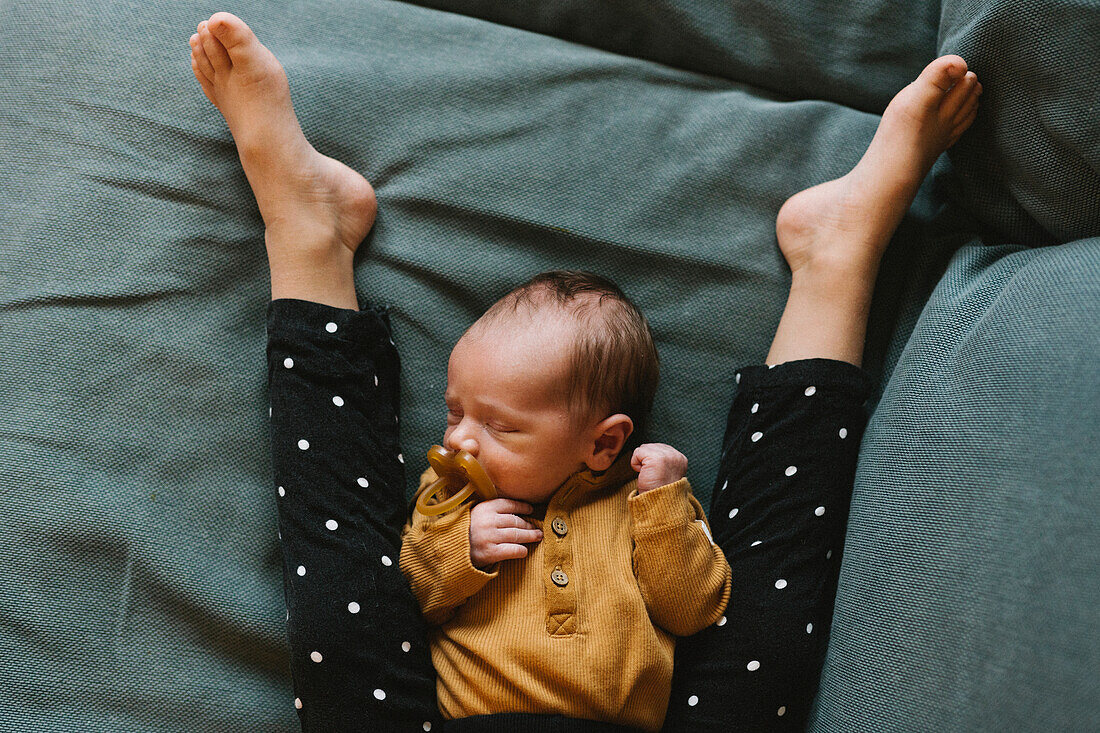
left=443, top=270, right=659, bottom=504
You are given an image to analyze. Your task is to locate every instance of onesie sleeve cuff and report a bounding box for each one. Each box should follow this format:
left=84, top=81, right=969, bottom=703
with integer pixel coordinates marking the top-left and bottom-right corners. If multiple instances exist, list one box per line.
left=399, top=501, right=500, bottom=616
left=628, top=478, right=695, bottom=534
left=430, top=506, right=501, bottom=589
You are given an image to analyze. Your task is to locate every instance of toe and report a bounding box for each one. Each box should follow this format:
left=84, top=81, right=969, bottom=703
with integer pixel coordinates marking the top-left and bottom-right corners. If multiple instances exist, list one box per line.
left=207, top=12, right=256, bottom=58
left=190, top=35, right=215, bottom=81
left=941, top=71, right=977, bottom=117
left=950, top=107, right=979, bottom=144
left=191, top=56, right=217, bottom=105
left=200, top=25, right=232, bottom=73
left=954, top=94, right=979, bottom=125
left=920, top=54, right=968, bottom=94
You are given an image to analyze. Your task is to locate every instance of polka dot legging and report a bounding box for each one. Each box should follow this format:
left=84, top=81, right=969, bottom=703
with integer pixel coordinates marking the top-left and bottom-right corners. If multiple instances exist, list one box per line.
left=267, top=298, right=872, bottom=732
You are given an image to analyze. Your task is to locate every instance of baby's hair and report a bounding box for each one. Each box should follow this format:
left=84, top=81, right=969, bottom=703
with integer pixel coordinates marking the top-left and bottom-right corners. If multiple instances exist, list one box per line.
left=479, top=270, right=660, bottom=447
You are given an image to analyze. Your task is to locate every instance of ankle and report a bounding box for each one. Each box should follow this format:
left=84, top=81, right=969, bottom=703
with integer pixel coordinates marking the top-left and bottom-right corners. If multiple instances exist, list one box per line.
left=267, top=237, right=359, bottom=310
left=790, top=257, right=880, bottom=305
left=793, top=245, right=882, bottom=283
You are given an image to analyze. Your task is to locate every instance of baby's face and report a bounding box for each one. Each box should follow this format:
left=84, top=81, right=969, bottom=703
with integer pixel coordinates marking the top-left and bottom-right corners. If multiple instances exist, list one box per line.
left=443, top=311, right=596, bottom=504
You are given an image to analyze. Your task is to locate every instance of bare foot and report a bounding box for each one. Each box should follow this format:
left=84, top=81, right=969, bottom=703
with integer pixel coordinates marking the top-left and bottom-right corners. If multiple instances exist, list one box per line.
left=188, top=12, right=376, bottom=262
left=775, top=55, right=982, bottom=277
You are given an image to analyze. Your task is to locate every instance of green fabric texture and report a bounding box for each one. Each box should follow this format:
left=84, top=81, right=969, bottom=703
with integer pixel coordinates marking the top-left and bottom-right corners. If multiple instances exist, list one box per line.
left=939, top=0, right=1100, bottom=244
left=401, top=0, right=939, bottom=113
left=0, top=0, right=1095, bottom=731
left=814, top=239, right=1100, bottom=730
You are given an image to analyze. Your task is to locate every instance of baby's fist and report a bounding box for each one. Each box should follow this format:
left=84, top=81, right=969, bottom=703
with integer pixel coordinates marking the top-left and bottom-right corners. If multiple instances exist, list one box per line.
left=630, top=443, right=688, bottom=493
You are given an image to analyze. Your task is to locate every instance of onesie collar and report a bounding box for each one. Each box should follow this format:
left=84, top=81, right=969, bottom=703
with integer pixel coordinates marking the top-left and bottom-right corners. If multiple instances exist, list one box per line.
left=547, top=452, right=638, bottom=510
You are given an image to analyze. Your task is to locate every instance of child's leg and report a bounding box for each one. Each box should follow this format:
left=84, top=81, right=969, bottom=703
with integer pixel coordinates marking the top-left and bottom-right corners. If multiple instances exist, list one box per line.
left=190, top=14, right=439, bottom=731
left=267, top=298, right=440, bottom=731
left=665, top=56, right=981, bottom=731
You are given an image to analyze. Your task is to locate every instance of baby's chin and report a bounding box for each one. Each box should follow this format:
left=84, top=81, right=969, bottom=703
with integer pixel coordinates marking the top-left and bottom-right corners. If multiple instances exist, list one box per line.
left=495, top=487, right=550, bottom=505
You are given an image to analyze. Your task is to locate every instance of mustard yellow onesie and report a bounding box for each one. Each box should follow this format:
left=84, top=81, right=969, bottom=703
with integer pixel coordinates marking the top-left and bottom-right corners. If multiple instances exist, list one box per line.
left=398, top=454, right=732, bottom=732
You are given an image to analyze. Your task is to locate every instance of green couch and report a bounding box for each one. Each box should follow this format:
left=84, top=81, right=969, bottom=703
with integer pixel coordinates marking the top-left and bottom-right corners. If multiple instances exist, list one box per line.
left=1, top=0, right=1096, bottom=730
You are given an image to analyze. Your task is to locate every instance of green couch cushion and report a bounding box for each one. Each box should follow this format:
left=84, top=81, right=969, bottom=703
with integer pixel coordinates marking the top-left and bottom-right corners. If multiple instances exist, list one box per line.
left=3, top=2, right=957, bottom=729
left=402, top=0, right=939, bottom=113
left=940, top=0, right=1100, bottom=243
left=813, top=237, right=1100, bottom=730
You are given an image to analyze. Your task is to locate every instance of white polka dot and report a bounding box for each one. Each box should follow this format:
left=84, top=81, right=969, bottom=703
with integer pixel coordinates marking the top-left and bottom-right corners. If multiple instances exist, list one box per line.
left=751, top=540, right=762, bottom=547
left=775, top=579, right=788, bottom=589
left=397, top=453, right=404, bottom=464
left=716, top=615, right=727, bottom=627
left=298, top=439, right=310, bottom=450
left=767, top=364, right=776, bottom=369
left=423, top=724, right=433, bottom=732
left=310, top=651, right=323, bottom=663
left=826, top=549, right=833, bottom=559
left=325, top=519, right=339, bottom=531
left=778, top=706, right=787, bottom=717
left=373, top=375, right=379, bottom=387
left=325, top=322, right=338, bottom=333
left=751, top=431, right=763, bottom=442
left=747, top=660, right=760, bottom=671
left=735, top=373, right=741, bottom=384
left=688, top=695, right=699, bottom=706
left=357, top=477, right=369, bottom=488
left=277, top=531, right=281, bottom=540
left=815, top=506, right=826, bottom=517
left=294, top=697, right=302, bottom=710
left=278, top=486, right=285, bottom=497
left=269, top=406, right=272, bottom=417
left=401, top=641, right=412, bottom=652
left=286, top=610, right=289, bottom=621
left=728, top=507, right=739, bottom=519
left=296, top=565, right=306, bottom=576
left=381, top=555, right=393, bottom=566
left=720, top=479, right=728, bottom=492
left=806, top=623, right=813, bottom=633
left=751, top=402, right=759, bottom=413
left=373, top=688, right=386, bottom=701
left=785, top=465, right=797, bottom=476
left=839, top=427, right=848, bottom=439
left=805, top=386, right=816, bottom=396
left=348, top=601, right=360, bottom=613
left=284, top=357, right=294, bottom=369
left=332, top=395, right=344, bottom=407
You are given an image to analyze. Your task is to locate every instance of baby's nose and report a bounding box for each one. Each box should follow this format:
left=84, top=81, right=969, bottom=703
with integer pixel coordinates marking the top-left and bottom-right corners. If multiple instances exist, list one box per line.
left=444, top=426, right=478, bottom=456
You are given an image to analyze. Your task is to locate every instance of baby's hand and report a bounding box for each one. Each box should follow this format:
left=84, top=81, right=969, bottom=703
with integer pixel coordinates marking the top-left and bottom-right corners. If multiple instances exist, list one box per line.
left=469, top=499, right=543, bottom=569
left=631, top=443, right=688, bottom=493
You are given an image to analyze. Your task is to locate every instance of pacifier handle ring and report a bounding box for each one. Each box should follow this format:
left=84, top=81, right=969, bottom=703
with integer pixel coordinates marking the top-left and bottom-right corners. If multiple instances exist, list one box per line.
left=415, top=445, right=498, bottom=516
left=416, top=476, right=477, bottom=516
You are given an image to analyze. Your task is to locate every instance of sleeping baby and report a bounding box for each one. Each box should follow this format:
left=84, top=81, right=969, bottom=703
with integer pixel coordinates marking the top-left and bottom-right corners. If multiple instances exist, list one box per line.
left=399, top=270, right=731, bottom=731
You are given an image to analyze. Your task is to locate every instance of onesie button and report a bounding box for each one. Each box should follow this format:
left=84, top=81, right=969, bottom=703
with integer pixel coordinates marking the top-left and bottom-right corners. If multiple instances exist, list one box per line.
left=551, top=567, right=569, bottom=587
left=551, top=517, right=568, bottom=537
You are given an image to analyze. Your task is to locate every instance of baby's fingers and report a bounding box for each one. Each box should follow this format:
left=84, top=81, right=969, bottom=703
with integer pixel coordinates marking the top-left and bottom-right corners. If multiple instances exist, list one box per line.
left=483, top=498, right=534, bottom=516
left=496, top=513, right=540, bottom=531
left=494, top=526, right=543, bottom=545
left=483, top=542, right=530, bottom=564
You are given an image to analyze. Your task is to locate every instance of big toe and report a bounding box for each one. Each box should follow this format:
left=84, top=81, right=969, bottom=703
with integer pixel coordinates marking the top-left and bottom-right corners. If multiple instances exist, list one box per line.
left=916, top=55, right=968, bottom=101
left=207, top=12, right=258, bottom=61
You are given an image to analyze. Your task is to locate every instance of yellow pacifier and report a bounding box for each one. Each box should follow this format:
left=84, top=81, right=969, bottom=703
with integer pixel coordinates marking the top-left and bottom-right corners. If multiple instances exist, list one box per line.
left=414, top=445, right=498, bottom=516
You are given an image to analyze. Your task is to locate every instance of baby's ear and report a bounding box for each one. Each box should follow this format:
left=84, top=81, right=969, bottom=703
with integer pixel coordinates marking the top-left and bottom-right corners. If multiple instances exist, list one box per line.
left=586, top=414, right=633, bottom=472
